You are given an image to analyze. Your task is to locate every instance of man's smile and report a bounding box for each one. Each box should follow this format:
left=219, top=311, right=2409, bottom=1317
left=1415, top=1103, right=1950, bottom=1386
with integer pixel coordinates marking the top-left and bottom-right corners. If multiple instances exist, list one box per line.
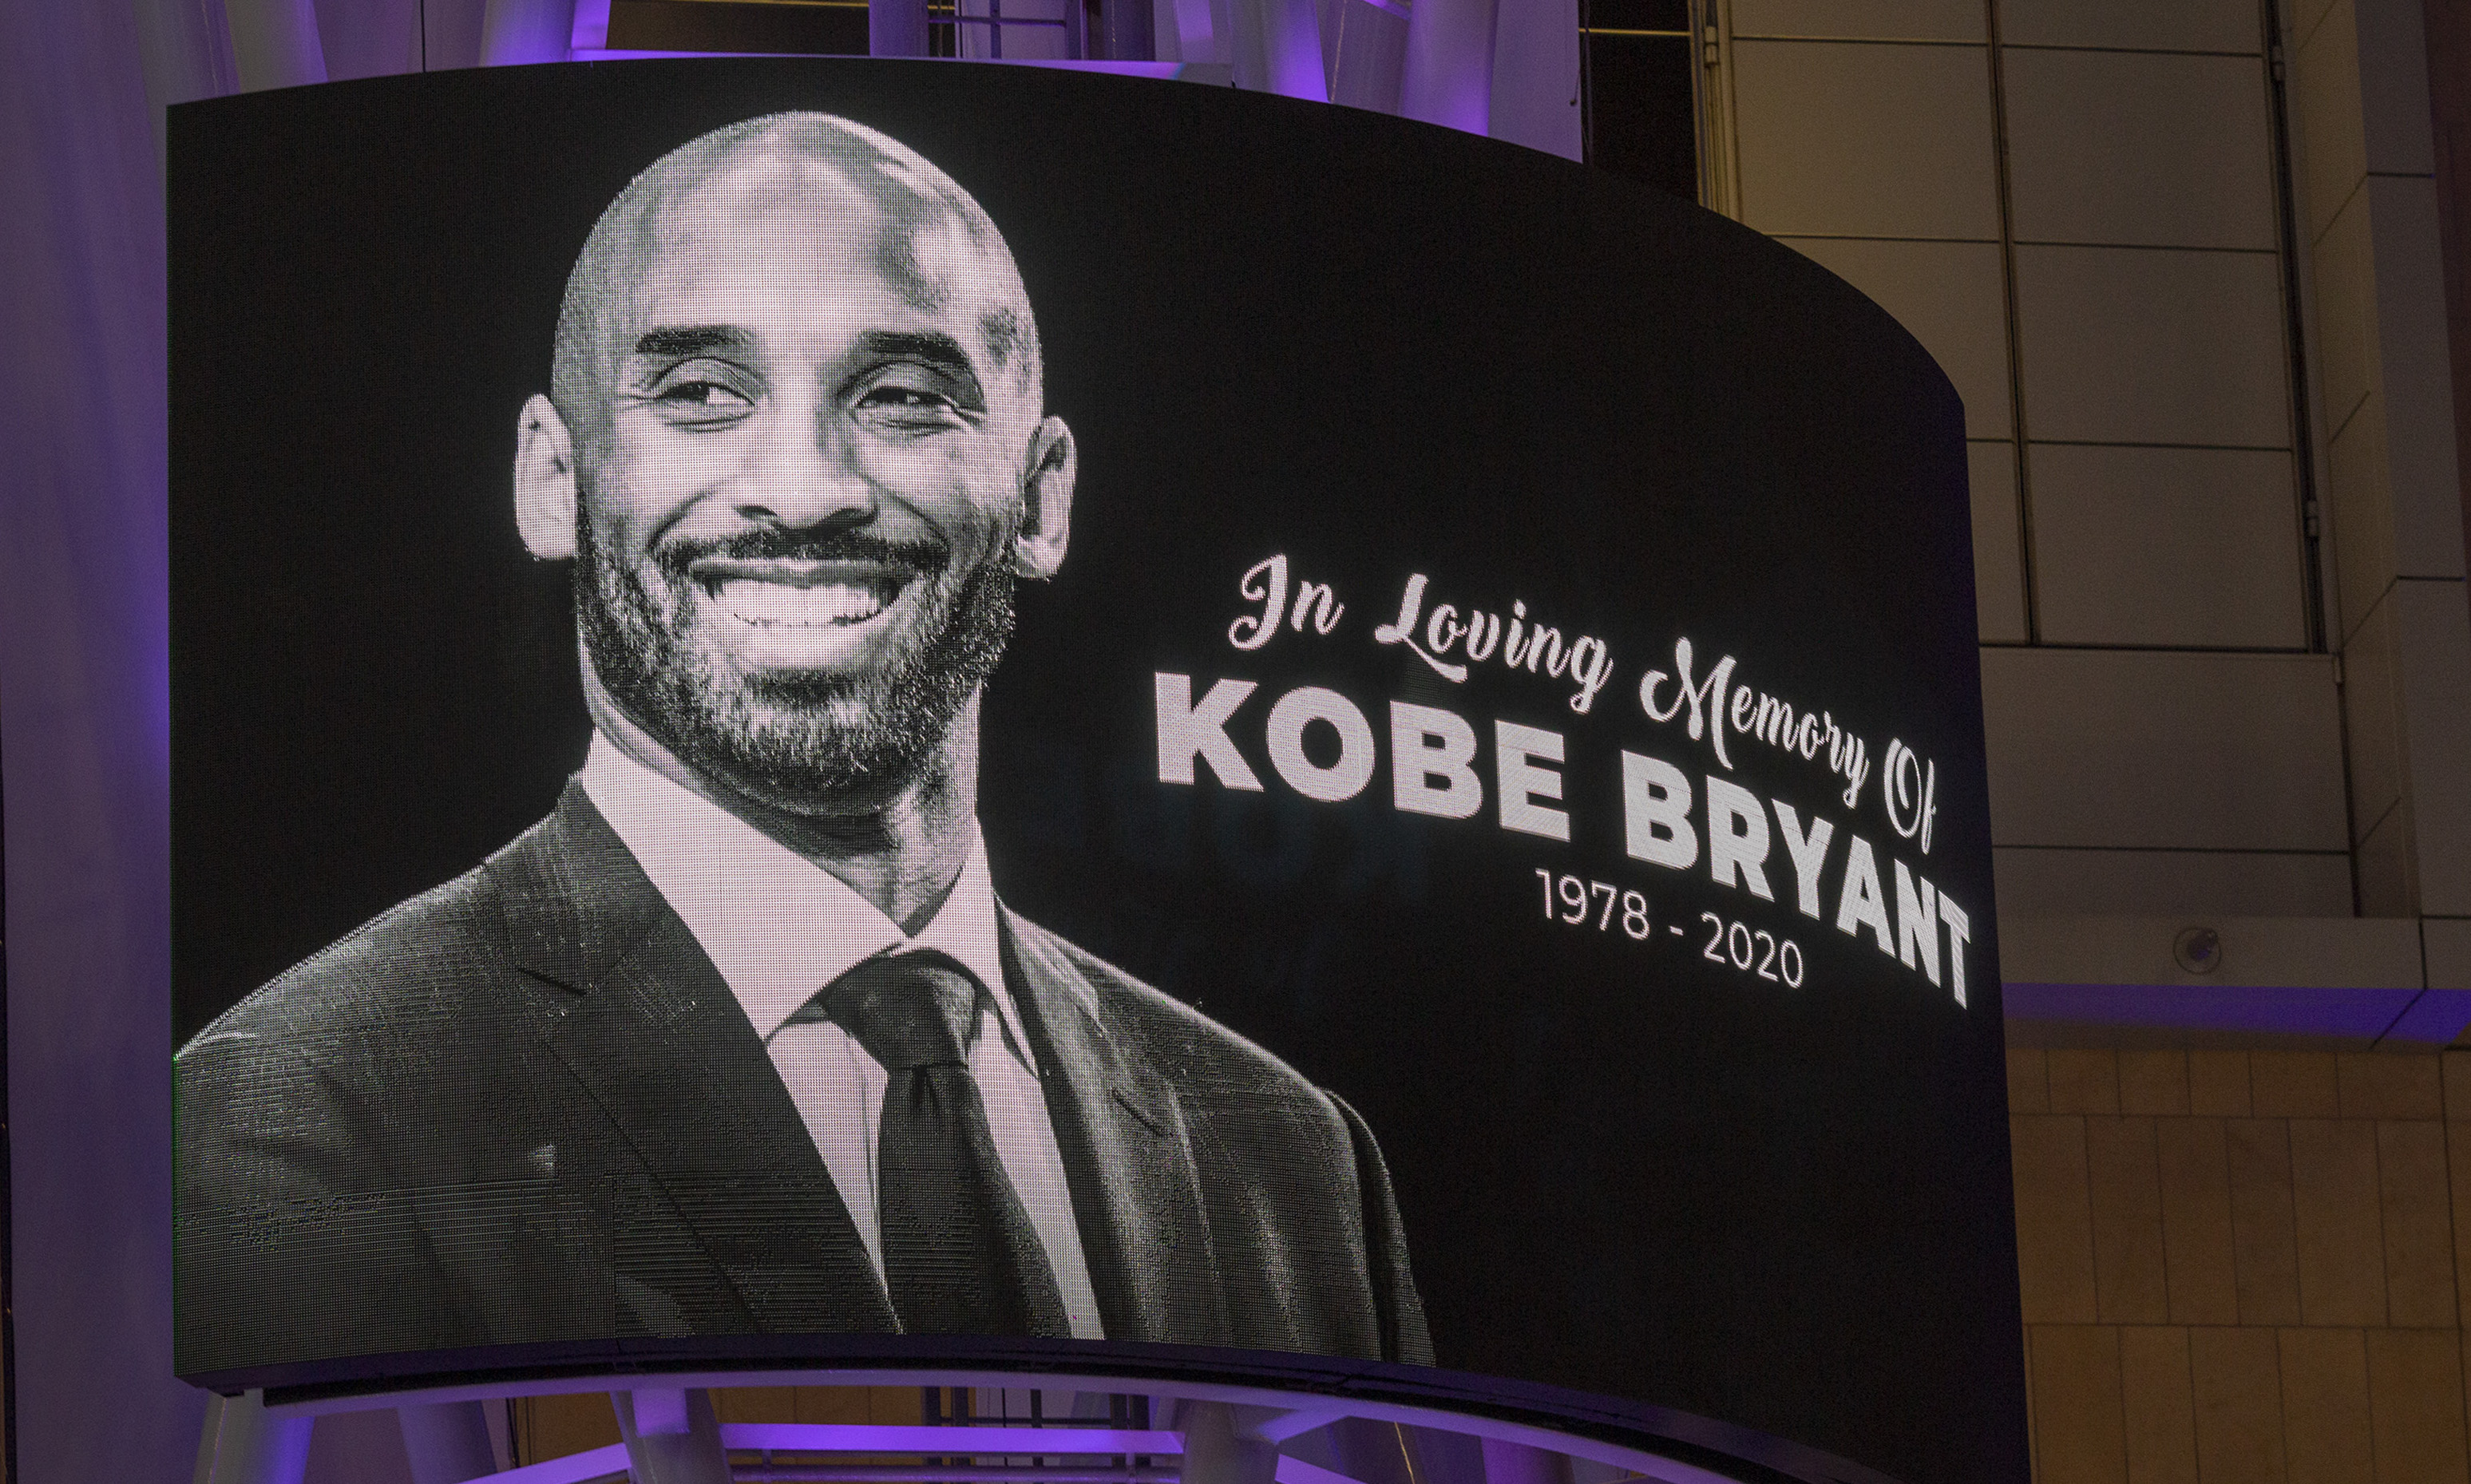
left=688, top=556, right=925, bottom=629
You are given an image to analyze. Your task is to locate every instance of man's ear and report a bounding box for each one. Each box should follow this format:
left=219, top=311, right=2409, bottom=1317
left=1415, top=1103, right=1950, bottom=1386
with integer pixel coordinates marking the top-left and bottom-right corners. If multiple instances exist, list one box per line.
left=514, top=394, right=580, bottom=561
left=1012, top=415, right=1075, bottom=580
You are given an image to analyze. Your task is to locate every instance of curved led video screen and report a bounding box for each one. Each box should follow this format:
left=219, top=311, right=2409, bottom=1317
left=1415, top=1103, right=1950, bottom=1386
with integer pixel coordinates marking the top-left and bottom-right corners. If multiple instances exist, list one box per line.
left=170, top=60, right=2025, bottom=1484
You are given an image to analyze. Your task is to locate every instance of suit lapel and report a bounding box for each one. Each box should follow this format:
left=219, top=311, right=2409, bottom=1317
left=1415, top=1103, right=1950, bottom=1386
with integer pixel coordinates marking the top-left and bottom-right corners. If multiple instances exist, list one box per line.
left=495, top=782, right=897, bottom=1336
left=1002, top=912, right=1230, bottom=1347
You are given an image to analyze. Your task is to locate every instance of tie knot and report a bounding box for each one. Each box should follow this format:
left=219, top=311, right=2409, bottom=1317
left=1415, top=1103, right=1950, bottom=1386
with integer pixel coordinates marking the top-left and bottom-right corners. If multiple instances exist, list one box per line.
left=814, top=952, right=981, bottom=1071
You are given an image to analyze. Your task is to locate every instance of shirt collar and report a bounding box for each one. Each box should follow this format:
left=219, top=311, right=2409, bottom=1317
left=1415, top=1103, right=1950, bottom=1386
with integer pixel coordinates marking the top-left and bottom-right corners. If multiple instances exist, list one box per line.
left=576, top=733, right=1028, bottom=1062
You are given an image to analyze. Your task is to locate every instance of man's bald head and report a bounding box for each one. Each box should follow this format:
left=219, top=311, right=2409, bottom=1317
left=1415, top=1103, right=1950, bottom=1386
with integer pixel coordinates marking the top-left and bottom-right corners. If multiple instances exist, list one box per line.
left=548, top=112, right=1043, bottom=451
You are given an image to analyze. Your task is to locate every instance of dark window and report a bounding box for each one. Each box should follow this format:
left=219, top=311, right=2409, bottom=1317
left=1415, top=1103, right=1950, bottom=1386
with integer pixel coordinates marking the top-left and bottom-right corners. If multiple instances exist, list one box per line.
left=1580, top=0, right=1697, bottom=200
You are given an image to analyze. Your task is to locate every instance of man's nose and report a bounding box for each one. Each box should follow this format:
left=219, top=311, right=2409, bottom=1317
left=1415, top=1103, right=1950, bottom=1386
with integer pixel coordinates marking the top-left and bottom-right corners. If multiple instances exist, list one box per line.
left=732, top=410, right=877, bottom=529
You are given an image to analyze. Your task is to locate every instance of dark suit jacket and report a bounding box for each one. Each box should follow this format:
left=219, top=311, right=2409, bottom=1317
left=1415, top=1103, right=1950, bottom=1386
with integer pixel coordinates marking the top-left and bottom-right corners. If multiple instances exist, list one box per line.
left=176, top=782, right=1430, bottom=1379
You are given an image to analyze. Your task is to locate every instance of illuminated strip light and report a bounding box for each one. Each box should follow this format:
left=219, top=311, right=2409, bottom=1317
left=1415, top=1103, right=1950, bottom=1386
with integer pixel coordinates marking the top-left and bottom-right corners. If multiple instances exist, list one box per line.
left=722, top=1427, right=1186, bottom=1453
left=1577, top=26, right=1688, bottom=34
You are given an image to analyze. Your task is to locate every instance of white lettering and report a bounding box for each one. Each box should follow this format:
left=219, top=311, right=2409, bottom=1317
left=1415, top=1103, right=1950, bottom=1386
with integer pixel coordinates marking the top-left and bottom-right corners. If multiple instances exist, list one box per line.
left=1373, top=574, right=1469, bottom=682
left=1939, top=893, right=1972, bottom=1007
left=1495, top=721, right=1570, bottom=841
left=1227, top=556, right=1287, bottom=651
left=1265, top=687, right=1376, bottom=802
left=1704, top=775, right=1775, bottom=901
left=1892, top=861, right=1942, bottom=986
left=1618, top=751, right=1697, bottom=869
left=1770, top=800, right=1835, bottom=920
left=1390, top=701, right=1483, bottom=819
left=1834, top=834, right=1895, bottom=955
left=1155, top=673, right=1263, bottom=789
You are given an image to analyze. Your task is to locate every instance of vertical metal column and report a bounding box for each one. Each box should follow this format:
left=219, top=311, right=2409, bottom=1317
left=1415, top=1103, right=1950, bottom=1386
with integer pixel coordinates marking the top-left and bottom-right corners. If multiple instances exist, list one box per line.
left=1399, top=0, right=1499, bottom=133
left=478, top=0, right=578, bottom=64
left=223, top=0, right=327, bottom=90
left=1227, top=0, right=1327, bottom=97
left=1099, top=0, right=1155, bottom=62
left=398, top=1401, right=501, bottom=1484
left=614, top=1388, right=733, bottom=1484
left=1177, top=1403, right=1281, bottom=1484
left=871, top=0, right=932, bottom=57
left=192, top=1392, right=313, bottom=1484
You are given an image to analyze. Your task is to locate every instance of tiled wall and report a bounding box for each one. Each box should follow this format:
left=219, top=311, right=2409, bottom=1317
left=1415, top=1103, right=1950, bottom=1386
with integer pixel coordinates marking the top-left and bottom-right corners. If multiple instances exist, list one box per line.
left=1712, top=0, right=2433, bottom=924
left=2007, top=1043, right=2471, bottom=1481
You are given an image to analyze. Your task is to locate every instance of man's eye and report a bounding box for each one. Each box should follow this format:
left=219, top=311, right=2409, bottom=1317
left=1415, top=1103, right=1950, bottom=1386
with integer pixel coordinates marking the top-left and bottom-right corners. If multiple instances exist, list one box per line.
left=859, top=385, right=956, bottom=412
left=655, top=380, right=754, bottom=410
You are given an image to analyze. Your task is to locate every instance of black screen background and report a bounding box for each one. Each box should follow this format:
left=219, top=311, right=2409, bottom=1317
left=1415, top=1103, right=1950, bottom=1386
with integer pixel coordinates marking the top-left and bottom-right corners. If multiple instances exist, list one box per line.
left=170, top=61, right=2024, bottom=1484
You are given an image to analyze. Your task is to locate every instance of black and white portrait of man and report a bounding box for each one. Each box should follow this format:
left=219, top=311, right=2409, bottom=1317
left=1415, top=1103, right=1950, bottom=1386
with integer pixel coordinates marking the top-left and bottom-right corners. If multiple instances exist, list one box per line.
left=174, top=111, right=1430, bottom=1373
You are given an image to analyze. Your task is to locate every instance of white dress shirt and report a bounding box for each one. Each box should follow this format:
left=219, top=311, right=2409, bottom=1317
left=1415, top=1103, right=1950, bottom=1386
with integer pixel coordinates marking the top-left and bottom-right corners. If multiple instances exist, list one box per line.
left=579, top=735, right=1105, bottom=1339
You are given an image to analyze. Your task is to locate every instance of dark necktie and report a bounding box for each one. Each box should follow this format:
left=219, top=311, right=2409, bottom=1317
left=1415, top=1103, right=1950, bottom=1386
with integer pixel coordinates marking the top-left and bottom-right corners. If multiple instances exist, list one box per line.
left=792, top=951, right=1071, bottom=1338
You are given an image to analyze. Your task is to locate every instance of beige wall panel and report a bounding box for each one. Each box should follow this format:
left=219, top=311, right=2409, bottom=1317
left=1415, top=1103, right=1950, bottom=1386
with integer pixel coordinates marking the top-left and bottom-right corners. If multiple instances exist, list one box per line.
left=2429, top=924, right=2471, bottom=994
left=2295, top=0, right=2370, bottom=242
left=2091, top=1117, right=2173, bottom=1323
left=1778, top=238, right=2013, bottom=437
left=2158, top=1118, right=2243, bottom=1326
left=2189, top=1326, right=2289, bottom=1482
left=1991, top=847, right=2353, bottom=917
left=2396, top=580, right=2471, bottom=916
left=1730, top=0, right=1982, bottom=41
left=2227, top=1119, right=2304, bottom=1324
left=715, top=1387, right=799, bottom=1423
left=2352, top=0, right=2437, bottom=175
left=2013, top=1047, right=2053, bottom=1112
left=2278, top=1328, right=2376, bottom=1484
left=2338, top=1055, right=2444, bottom=1119
left=2366, top=178, right=2469, bottom=580
left=2330, top=393, right=2397, bottom=642
left=2291, top=1119, right=2391, bottom=1324
left=2013, top=245, right=2292, bottom=449
left=2120, top=1327, right=2202, bottom=1484
left=2443, top=1050, right=2471, bottom=1116
left=2315, top=186, right=2378, bottom=441
left=2345, top=588, right=2406, bottom=837
left=2028, top=444, right=2307, bottom=649
left=2015, top=1114, right=2101, bottom=1322
left=2254, top=1052, right=2343, bottom=1118
left=1732, top=41, right=2000, bottom=239
left=2020, top=912, right=2390, bottom=995
left=2363, top=1329, right=2469, bottom=1482
left=2122, top=1051, right=2193, bottom=1116
left=2374, top=1121, right=2457, bottom=1326
left=2192, top=1052, right=2255, bottom=1118
left=1980, top=650, right=2346, bottom=852
left=2450, top=1124, right=2471, bottom=1327
left=2055, top=1048, right=2126, bottom=1114
left=1968, top=440, right=2029, bottom=639
left=2355, top=798, right=2417, bottom=916
left=1996, top=0, right=2261, bottom=53
left=2002, top=50, right=2276, bottom=251
left=2033, top=1325, right=2131, bottom=1484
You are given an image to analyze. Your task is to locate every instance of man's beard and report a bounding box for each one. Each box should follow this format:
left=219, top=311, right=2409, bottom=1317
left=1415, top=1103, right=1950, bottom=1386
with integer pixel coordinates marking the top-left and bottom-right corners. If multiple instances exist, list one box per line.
left=576, top=516, right=1016, bottom=812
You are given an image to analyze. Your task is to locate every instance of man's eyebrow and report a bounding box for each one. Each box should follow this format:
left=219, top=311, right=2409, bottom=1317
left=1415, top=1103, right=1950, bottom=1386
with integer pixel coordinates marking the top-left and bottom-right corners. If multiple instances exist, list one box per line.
left=630, top=325, right=752, bottom=358
left=857, top=329, right=977, bottom=371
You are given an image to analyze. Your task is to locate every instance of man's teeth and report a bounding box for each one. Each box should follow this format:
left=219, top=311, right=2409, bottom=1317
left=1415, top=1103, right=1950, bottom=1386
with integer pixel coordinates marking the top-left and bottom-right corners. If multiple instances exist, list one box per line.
left=712, top=580, right=891, bottom=627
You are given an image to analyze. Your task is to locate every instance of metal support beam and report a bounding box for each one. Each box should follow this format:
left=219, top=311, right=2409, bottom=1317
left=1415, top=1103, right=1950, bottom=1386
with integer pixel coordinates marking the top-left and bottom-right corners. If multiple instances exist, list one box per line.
left=400, top=1400, right=501, bottom=1484
left=1226, top=0, right=1325, bottom=98
left=1399, top=0, right=1499, bottom=134
left=871, top=0, right=932, bottom=58
left=224, top=0, right=326, bottom=90
left=480, top=0, right=579, bottom=64
left=615, top=1388, right=734, bottom=1484
left=1175, top=1403, right=1280, bottom=1484
left=193, top=1391, right=314, bottom=1484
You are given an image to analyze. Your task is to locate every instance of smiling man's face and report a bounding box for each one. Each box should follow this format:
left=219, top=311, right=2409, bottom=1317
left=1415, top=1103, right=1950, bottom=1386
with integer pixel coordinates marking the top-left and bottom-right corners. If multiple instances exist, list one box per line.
left=530, top=117, right=1073, bottom=815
